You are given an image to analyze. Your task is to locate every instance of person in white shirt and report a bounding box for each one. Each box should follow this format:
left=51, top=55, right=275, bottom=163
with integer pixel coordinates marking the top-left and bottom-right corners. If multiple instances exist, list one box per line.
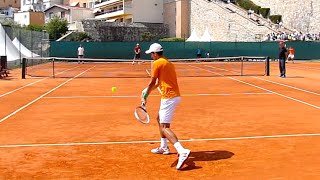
left=77, top=44, right=84, bottom=64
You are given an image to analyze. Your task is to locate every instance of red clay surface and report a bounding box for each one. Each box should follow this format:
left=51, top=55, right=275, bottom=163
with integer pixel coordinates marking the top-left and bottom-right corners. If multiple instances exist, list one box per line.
left=0, top=61, right=320, bottom=179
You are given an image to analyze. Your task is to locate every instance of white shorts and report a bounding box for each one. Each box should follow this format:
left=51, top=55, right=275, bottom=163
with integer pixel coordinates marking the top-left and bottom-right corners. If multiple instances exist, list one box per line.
left=159, top=96, right=181, bottom=124
left=288, top=54, right=294, bottom=59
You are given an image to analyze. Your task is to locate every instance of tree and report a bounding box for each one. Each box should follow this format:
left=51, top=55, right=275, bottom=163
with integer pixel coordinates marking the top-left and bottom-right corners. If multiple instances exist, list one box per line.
left=45, top=16, right=68, bottom=40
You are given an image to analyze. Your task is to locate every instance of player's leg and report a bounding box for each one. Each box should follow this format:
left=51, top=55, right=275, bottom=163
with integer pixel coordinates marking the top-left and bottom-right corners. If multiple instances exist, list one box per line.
left=151, top=97, right=190, bottom=169
left=292, top=55, right=295, bottom=63
left=132, top=55, right=136, bottom=65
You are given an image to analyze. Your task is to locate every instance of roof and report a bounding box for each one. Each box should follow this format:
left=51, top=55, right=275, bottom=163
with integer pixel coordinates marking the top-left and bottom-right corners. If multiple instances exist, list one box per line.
left=44, top=4, right=91, bottom=12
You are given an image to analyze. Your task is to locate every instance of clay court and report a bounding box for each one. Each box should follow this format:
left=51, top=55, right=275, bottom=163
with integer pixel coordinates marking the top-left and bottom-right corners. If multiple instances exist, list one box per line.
left=0, top=60, right=320, bottom=179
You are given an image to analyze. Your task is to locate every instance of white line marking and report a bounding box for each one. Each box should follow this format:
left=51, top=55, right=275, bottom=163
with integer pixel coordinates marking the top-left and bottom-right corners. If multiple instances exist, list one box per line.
left=190, top=65, right=320, bottom=109
left=0, top=66, right=97, bottom=123
left=42, top=93, right=272, bottom=99
left=252, top=77, right=320, bottom=96
left=0, top=66, right=80, bottom=98
left=229, top=77, right=320, bottom=109
left=0, top=78, right=46, bottom=98
left=0, top=133, right=319, bottom=148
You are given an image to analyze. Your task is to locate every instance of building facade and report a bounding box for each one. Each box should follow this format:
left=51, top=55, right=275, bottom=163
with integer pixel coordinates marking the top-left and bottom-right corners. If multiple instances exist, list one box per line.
left=44, top=4, right=93, bottom=23
left=93, top=0, right=163, bottom=23
left=14, top=11, right=45, bottom=25
left=163, top=0, right=189, bottom=38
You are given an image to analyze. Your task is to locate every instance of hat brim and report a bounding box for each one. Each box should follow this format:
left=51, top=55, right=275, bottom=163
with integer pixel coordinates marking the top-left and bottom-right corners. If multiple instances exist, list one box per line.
left=145, top=49, right=152, bottom=54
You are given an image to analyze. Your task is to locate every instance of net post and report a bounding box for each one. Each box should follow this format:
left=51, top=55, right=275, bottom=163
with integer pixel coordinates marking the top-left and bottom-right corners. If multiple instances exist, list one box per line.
left=52, top=58, right=55, bottom=78
left=266, top=56, right=270, bottom=76
left=240, top=56, right=244, bottom=76
left=22, top=58, right=26, bottom=79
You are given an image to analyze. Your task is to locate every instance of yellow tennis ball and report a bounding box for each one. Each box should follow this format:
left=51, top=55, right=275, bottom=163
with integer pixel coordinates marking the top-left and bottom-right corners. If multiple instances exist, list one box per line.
left=111, top=86, right=117, bottom=92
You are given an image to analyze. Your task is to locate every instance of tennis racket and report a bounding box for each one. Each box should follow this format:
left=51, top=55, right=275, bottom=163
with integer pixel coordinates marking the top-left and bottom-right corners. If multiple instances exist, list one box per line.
left=134, top=102, right=150, bottom=124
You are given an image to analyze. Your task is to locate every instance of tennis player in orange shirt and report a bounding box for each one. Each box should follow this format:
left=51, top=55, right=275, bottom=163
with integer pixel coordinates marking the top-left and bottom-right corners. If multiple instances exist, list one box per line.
left=287, top=47, right=295, bottom=63
left=141, top=43, right=191, bottom=170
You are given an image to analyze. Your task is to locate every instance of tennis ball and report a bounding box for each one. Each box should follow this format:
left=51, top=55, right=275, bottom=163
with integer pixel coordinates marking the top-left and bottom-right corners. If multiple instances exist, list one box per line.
left=111, top=86, right=117, bottom=92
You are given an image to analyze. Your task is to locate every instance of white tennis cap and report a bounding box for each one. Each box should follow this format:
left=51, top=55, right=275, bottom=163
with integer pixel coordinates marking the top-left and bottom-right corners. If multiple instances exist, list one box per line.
left=145, top=43, right=163, bottom=54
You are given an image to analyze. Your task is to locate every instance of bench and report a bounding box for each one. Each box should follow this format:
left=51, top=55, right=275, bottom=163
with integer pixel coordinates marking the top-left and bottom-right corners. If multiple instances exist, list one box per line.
left=0, top=67, right=9, bottom=79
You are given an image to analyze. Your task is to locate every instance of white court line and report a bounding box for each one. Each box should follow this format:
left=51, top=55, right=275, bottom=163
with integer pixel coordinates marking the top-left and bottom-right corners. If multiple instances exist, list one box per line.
left=0, top=133, right=319, bottom=148
left=0, top=66, right=80, bottom=98
left=252, top=77, right=320, bottom=96
left=42, top=92, right=272, bottom=99
left=190, top=65, right=320, bottom=109
left=0, top=66, right=97, bottom=124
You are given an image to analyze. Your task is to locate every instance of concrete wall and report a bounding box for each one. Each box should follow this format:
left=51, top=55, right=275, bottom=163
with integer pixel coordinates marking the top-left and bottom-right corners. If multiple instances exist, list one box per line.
left=132, top=0, right=163, bottom=23
left=14, top=12, right=30, bottom=25
left=30, top=12, right=45, bottom=25
left=70, top=9, right=94, bottom=22
left=251, top=0, right=320, bottom=34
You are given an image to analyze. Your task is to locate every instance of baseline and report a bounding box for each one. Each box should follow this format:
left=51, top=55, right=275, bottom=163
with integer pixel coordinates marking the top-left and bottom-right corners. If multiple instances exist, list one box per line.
left=43, top=93, right=272, bottom=99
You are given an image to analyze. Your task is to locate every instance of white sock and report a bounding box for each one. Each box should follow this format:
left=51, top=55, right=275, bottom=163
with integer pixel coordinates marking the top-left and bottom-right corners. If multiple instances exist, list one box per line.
left=174, top=142, right=185, bottom=154
left=160, top=138, right=168, bottom=148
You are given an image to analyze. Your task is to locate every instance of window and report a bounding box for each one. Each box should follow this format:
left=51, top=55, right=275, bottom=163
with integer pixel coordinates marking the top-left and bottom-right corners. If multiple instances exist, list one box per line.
left=61, top=11, right=65, bottom=18
left=89, top=2, right=94, bottom=8
left=49, top=12, right=54, bottom=19
left=23, top=0, right=26, bottom=5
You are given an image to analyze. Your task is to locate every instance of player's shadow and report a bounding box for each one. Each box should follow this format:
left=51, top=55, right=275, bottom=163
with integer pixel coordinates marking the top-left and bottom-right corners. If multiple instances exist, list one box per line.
left=171, top=150, right=234, bottom=171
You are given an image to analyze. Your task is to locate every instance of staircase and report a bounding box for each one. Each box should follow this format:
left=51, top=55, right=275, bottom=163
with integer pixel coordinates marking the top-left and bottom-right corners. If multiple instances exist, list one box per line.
left=190, top=0, right=294, bottom=41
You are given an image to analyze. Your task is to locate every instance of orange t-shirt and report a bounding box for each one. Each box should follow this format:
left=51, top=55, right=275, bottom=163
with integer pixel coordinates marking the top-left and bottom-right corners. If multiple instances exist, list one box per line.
left=152, top=57, right=180, bottom=99
left=289, top=48, right=294, bottom=55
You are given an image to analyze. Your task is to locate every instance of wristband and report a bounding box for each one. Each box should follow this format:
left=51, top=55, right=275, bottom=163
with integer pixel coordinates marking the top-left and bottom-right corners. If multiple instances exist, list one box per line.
left=143, top=92, right=148, bottom=99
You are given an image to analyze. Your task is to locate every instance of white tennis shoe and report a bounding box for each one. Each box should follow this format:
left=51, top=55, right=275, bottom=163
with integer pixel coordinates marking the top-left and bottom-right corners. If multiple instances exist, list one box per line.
left=151, top=147, right=170, bottom=155
left=176, top=149, right=191, bottom=170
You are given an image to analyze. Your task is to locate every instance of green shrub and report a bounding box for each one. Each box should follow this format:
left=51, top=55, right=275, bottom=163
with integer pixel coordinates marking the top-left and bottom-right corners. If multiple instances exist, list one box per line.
left=69, top=32, right=91, bottom=42
left=269, top=15, right=282, bottom=24
left=236, top=0, right=260, bottom=13
left=159, top=37, right=185, bottom=42
left=141, top=32, right=156, bottom=41
left=258, top=8, right=270, bottom=18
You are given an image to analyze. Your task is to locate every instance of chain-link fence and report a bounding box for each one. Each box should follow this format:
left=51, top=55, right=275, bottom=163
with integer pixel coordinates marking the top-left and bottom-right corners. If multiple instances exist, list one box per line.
left=1, top=25, right=50, bottom=69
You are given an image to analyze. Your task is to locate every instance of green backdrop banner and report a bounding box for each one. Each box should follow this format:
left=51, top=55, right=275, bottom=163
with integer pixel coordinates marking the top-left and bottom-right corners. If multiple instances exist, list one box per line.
left=50, top=41, right=320, bottom=60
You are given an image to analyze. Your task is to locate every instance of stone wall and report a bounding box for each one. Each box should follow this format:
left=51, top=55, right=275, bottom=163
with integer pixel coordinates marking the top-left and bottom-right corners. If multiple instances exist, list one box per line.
left=190, top=0, right=274, bottom=41
left=250, top=0, right=320, bottom=34
left=82, top=19, right=169, bottom=42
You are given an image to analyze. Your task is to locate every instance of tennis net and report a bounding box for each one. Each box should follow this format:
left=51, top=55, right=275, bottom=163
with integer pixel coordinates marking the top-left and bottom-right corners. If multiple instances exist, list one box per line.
left=22, top=56, right=270, bottom=78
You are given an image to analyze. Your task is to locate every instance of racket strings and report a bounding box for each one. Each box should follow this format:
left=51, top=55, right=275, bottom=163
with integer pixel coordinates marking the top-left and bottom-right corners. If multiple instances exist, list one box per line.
left=135, top=107, right=150, bottom=123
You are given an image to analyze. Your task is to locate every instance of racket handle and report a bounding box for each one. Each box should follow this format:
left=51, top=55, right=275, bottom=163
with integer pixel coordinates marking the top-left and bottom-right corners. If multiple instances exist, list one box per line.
left=141, top=102, right=146, bottom=107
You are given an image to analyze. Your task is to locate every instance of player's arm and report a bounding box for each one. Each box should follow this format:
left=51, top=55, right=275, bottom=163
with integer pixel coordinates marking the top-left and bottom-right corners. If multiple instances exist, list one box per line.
left=141, top=77, right=159, bottom=102
left=145, top=77, right=158, bottom=96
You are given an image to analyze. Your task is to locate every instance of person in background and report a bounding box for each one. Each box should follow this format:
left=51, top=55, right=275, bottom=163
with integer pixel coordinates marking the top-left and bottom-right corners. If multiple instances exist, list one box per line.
left=196, top=48, right=202, bottom=58
left=132, top=43, right=141, bottom=65
left=278, top=41, right=288, bottom=78
left=77, top=44, right=84, bottom=64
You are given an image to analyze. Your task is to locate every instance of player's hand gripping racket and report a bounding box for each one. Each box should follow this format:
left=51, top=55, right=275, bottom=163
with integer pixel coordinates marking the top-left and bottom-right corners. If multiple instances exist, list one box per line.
left=134, top=102, right=150, bottom=124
